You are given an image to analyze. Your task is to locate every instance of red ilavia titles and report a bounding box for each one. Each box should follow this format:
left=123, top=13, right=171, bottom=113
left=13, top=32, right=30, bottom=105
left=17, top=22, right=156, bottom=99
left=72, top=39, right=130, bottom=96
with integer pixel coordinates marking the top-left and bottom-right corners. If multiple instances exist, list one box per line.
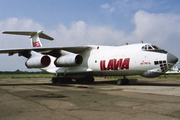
left=100, top=58, right=130, bottom=70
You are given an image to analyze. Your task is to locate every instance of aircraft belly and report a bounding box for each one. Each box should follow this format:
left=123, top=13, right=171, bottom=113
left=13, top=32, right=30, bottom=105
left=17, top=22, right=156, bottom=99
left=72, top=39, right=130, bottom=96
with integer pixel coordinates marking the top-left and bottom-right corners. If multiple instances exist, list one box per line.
left=56, top=67, right=142, bottom=76
left=91, top=70, right=143, bottom=76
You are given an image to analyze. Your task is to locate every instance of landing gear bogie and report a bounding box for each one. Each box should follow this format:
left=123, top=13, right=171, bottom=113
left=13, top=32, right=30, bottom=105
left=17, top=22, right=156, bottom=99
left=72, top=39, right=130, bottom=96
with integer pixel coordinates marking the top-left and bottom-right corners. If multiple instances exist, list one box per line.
left=51, top=77, right=59, bottom=84
left=51, top=77, right=72, bottom=84
left=76, top=76, right=94, bottom=84
left=117, top=76, right=129, bottom=85
left=117, top=79, right=129, bottom=85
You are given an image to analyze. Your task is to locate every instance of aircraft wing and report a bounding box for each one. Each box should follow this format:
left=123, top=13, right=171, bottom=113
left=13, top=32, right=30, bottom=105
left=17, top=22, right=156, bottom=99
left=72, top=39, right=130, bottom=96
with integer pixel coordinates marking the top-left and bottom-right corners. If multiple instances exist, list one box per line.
left=0, top=46, right=92, bottom=57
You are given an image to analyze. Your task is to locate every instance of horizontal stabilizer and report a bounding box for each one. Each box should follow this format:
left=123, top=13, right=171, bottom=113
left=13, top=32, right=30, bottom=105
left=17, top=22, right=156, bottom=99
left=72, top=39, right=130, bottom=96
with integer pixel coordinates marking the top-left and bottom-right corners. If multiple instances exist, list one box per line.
left=3, top=30, right=54, bottom=40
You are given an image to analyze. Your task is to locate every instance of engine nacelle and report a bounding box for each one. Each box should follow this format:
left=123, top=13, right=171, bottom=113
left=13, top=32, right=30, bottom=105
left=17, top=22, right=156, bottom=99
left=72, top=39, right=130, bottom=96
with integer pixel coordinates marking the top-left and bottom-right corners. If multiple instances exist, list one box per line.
left=25, top=55, right=51, bottom=68
left=54, top=54, right=83, bottom=67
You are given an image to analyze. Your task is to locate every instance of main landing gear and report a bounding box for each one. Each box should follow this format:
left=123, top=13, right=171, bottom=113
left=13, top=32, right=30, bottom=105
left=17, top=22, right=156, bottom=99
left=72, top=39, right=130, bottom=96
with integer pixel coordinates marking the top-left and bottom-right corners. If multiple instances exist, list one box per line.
left=51, top=76, right=94, bottom=84
left=51, top=77, right=72, bottom=84
left=117, top=76, right=129, bottom=85
left=76, top=76, right=94, bottom=84
left=117, top=76, right=137, bottom=85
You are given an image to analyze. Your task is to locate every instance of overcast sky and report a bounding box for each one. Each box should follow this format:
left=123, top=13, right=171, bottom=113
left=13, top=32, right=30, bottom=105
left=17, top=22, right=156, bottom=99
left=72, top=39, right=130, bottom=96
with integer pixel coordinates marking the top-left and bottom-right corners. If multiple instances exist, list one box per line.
left=0, top=0, right=180, bottom=71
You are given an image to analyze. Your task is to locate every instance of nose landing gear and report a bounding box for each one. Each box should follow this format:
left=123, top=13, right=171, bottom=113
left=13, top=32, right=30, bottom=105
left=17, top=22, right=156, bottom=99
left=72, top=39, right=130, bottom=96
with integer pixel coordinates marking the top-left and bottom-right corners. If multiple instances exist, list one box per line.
left=117, top=76, right=137, bottom=85
left=117, top=76, right=129, bottom=85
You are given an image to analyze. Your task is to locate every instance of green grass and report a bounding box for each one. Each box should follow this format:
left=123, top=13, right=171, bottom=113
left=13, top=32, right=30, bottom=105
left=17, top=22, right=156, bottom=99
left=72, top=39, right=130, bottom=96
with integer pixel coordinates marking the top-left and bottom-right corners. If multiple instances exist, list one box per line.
left=158, top=74, right=180, bottom=79
left=0, top=74, right=179, bottom=79
left=0, top=74, right=54, bottom=78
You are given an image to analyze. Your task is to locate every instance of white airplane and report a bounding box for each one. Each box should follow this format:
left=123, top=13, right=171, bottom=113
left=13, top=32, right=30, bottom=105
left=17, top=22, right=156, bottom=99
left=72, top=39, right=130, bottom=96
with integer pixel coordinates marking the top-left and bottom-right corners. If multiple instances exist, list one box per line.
left=0, top=30, right=178, bottom=85
left=165, top=66, right=180, bottom=74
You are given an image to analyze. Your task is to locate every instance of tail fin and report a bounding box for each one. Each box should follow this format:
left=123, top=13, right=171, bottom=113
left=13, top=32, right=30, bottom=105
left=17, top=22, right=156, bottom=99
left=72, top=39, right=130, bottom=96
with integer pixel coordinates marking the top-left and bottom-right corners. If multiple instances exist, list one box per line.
left=3, top=30, right=54, bottom=47
left=30, top=30, right=43, bottom=47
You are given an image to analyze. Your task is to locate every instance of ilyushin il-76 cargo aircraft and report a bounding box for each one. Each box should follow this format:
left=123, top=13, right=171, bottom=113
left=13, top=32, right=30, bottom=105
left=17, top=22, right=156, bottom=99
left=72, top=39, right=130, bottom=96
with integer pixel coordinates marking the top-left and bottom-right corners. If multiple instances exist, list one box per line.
left=0, top=30, right=178, bottom=85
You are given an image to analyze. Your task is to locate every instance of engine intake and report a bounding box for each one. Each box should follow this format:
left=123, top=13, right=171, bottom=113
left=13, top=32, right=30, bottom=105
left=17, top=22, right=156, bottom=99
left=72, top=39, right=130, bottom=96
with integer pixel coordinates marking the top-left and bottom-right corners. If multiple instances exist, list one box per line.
left=25, top=55, right=51, bottom=68
left=54, top=54, right=83, bottom=67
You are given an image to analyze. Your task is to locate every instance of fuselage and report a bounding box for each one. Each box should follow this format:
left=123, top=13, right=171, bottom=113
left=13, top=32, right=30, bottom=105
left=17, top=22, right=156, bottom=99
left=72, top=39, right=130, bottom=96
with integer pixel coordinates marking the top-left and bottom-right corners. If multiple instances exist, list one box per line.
left=50, top=43, right=178, bottom=79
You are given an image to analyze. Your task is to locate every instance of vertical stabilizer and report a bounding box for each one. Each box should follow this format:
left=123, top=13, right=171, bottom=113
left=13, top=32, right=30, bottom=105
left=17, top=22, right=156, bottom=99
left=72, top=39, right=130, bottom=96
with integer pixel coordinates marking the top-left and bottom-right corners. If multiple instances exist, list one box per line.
left=30, top=30, right=43, bottom=47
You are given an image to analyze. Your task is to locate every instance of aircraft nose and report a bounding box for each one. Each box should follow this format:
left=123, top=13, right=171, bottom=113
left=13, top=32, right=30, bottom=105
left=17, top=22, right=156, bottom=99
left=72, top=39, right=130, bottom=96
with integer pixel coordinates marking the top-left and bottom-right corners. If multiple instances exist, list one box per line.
left=167, top=53, right=178, bottom=64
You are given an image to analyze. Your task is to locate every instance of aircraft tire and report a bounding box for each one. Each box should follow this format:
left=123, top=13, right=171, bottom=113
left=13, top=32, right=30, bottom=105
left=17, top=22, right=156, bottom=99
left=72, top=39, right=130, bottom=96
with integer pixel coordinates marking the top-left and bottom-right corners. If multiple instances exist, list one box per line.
left=52, top=77, right=58, bottom=84
left=117, top=79, right=129, bottom=85
left=87, top=76, right=94, bottom=83
left=76, top=76, right=94, bottom=84
left=76, top=79, right=83, bottom=84
left=61, top=78, right=72, bottom=83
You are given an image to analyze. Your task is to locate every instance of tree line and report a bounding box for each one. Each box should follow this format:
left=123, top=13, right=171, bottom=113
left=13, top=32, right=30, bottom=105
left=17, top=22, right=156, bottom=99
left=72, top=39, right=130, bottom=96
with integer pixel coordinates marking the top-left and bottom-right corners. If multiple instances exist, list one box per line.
left=0, top=69, right=48, bottom=74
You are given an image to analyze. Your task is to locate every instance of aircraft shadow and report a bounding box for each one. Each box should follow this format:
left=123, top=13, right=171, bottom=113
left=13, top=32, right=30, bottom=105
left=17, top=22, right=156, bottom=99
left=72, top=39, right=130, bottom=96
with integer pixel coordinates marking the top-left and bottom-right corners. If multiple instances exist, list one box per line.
left=134, top=82, right=180, bottom=87
left=0, top=80, right=179, bottom=87
left=93, top=80, right=180, bottom=87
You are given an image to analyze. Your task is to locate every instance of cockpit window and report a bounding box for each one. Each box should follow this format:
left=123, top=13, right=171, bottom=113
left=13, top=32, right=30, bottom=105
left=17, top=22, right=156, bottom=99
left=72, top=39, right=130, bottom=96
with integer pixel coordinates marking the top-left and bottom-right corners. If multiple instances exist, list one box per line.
left=145, top=45, right=147, bottom=50
left=141, top=44, right=167, bottom=53
left=148, top=46, right=153, bottom=50
left=141, top=44, right=161, bottom=50
left=151, top=45, right=160, bottom=50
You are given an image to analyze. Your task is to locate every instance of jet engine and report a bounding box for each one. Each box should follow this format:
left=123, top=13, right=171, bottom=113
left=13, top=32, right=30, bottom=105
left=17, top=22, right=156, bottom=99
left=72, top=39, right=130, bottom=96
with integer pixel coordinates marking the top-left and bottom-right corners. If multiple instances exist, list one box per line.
left=25, top=55, right=51, bottom=68
left=54, top=54, right=83, bottom=67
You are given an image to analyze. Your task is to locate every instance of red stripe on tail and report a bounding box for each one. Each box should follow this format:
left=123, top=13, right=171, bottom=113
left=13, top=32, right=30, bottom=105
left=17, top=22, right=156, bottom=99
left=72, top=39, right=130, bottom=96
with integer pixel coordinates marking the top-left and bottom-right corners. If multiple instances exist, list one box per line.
left=32, top=41, right=41, bottom=47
